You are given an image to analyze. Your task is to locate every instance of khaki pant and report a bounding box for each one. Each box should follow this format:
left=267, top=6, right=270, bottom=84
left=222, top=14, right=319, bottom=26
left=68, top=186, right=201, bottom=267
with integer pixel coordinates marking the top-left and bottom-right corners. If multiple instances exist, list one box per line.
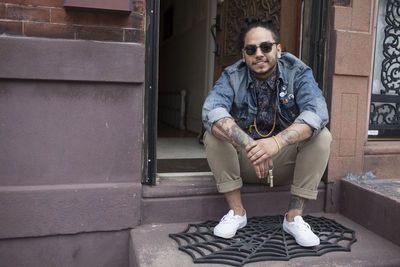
left=203, top=128, right=332, bottom=200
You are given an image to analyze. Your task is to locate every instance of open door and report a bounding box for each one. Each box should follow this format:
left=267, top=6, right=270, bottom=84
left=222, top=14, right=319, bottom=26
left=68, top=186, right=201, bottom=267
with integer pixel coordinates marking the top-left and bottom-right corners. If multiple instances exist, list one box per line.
left=145, top=0, right=326, bottom=184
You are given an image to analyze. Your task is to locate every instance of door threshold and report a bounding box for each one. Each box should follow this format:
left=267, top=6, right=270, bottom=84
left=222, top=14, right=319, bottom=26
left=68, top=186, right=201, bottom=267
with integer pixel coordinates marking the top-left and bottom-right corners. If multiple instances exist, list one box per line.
left=157, top=158, right=210, bottom=173
left=157, top=172, right=213, bottom=177
left=155, top=172, right=214, bottom=185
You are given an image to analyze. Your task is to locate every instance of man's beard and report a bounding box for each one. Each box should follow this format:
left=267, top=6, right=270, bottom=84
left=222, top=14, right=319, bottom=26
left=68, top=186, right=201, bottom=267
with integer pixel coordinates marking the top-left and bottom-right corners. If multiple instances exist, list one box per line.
left=252, top=64, right=276, bottom=78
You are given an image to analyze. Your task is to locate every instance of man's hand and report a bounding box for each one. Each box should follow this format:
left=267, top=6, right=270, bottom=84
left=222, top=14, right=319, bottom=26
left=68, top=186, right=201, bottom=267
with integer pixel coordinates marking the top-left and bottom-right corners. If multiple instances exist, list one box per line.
left=246, top=138, right=279, bottom=166
left=253, top=160, right=271, bottom=179
left=246, top=123, right=314, bottom=167
left=211, top=117, right=270, bottom=179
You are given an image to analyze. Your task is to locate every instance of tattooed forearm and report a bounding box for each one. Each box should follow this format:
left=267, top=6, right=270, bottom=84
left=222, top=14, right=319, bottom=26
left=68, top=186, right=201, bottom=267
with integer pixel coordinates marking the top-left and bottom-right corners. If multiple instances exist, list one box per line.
left=279, top=129, right=300, bottom=146
left=288, top=195, right=308, bottom=211
left=212, top=128, right=231, bottom=142
left=276, top=123, right=313, bottom=148
left=231, top=125, right=253, bottom=147
left=212, top=117, right=253, bottom=148
left=213, top=119, right=233, bottom=142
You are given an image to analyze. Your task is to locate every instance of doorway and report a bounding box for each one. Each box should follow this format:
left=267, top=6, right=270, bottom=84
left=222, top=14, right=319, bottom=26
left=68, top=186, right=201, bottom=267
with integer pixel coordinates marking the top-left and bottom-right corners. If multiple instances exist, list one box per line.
left=156, top=0, right=215, bottom=173
left=153, top=0, right=325, bottom=178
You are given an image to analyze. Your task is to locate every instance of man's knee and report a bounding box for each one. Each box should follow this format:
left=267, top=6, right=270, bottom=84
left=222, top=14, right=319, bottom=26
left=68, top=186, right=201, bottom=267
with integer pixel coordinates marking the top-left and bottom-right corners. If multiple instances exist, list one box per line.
left=203, top=131, right=218, bottom=148
left=315, top=128, right=332, bottom=152
left=308, top=127, right=332, bottom=154
left=204, top=131, right=234, bottom=150
left=203, top=131, right=238, bottom=161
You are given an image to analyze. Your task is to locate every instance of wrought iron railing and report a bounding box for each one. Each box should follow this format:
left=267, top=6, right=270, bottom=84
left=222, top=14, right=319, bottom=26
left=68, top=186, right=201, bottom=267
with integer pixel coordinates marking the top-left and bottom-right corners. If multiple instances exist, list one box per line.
left=369, top=0, right=400, bottom=139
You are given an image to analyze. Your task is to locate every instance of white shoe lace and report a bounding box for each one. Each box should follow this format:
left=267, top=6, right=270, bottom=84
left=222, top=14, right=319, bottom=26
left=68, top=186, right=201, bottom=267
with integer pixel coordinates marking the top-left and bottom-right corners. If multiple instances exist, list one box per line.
left=220, top=214, right=237, bottom=224
left=293, top=221, right=312, bottom=233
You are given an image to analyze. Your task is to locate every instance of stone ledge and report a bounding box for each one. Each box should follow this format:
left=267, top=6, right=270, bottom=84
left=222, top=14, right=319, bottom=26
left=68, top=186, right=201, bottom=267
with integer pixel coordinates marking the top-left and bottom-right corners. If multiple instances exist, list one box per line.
left=0, top=229, right=130, bottom=267
left=364, top=141, right=400, bottom=155
left=340, top=179, right=400, bottom=246
left=144, top=175, right=325, bottom=198
left=141, top=175, right=326, bottom=224
left=0, top=35, right=144, bottom=83
left=0, top=183, right=141, bottom=239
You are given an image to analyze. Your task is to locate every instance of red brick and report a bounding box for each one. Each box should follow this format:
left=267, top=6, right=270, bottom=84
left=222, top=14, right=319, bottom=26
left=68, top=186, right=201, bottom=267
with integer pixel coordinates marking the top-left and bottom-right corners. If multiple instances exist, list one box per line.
left=24, top=21, right=75, bottom=39
left=0, top=20, right=22, bottom=34
left=63, top=0, right=132, bottom=12
left=2, top=4, right=50, bottom=22
left=128, top=12, right=144, bottom=29
left=132, top=0, right=145, bottom=14
left=124, top=28, right=144, bottom=43
left=0, top=0, right=63, bottom=8
left=51, top=8, right=144, bottom=29
left=0, top=3, right=5, bottom=16
left=75, top=25, right=123, bottom=42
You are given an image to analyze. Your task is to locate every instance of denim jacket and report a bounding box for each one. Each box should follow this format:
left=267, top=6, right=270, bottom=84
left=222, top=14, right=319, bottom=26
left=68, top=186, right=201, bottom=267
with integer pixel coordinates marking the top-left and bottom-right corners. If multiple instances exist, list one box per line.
left=202, top=52, right=329, bottom=138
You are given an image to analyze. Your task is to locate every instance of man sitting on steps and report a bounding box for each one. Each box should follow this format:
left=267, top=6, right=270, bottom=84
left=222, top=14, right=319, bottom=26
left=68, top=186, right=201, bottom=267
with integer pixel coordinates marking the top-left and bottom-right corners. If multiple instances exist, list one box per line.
left=202, top=17, right=332, bottom=247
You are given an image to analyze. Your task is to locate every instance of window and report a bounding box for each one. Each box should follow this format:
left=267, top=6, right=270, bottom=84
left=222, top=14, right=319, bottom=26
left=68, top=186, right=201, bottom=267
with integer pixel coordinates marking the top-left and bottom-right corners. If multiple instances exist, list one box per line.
left=369, top=0, right=400, bottom=139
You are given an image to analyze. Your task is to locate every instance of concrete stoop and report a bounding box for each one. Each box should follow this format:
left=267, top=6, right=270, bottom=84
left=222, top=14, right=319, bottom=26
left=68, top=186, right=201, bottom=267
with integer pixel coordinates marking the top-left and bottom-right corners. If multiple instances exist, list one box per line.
left=129, top=212, right=400, bottom=267
left=141, top=174, right=325, bottom=224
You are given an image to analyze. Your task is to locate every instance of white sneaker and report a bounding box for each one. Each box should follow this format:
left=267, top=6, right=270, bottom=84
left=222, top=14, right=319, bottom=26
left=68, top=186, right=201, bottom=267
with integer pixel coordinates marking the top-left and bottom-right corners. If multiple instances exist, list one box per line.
left=213, top=210, right=247, bottom=239
left=283, top=214, right=320, bottom=247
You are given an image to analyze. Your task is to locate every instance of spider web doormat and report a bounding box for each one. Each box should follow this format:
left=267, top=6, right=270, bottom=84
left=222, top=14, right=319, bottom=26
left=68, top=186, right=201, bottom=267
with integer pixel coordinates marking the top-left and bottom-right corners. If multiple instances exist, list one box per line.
left=169, top=215, right=356, bottom=266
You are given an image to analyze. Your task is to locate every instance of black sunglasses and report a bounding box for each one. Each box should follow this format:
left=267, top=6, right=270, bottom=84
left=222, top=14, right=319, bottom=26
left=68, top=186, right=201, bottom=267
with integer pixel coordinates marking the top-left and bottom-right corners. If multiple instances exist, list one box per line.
left=243, top=42, right=278, bottom=56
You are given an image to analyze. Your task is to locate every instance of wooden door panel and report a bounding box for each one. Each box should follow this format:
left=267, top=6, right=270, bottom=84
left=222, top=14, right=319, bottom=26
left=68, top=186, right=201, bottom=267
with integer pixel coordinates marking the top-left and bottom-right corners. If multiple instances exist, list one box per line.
left=213, top=0, right=301, bottom=83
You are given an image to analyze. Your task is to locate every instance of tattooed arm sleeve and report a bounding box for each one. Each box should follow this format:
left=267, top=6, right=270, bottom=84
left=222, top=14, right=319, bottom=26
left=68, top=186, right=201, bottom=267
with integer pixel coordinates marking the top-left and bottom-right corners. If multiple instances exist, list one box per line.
left=275, top=123, right=313, bottom=148
left=211, top=117, right=254, bottom=148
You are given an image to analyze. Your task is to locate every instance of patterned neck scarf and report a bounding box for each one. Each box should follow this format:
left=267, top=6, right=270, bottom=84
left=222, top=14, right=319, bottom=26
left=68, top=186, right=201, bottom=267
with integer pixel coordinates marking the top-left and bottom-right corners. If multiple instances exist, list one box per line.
left=247, top=71, right=280, bottom=139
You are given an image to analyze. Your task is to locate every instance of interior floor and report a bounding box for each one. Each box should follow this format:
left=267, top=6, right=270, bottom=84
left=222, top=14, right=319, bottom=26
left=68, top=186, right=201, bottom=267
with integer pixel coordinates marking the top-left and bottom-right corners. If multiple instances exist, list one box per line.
left=157, top=122, right=198, bottom=138
left=157, top=137, right=205, bottom=159
left=157, top=122, right=209, bottom=173
left=157, top=122, right=205, bottom=159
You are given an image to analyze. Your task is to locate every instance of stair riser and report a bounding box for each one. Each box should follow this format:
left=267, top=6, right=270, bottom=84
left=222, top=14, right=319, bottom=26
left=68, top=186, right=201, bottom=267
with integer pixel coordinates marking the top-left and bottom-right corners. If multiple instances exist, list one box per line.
left=0, top=230, right=129, bottom=267
left=340, top=180, right=400, bottom=246
left=141, top=189, right=325, bottom=224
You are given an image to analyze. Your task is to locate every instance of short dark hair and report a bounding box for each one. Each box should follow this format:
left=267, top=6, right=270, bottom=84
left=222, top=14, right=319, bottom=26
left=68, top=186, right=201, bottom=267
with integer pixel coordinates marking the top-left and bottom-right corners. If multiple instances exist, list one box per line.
left=238, top=17, right=280, bottom=50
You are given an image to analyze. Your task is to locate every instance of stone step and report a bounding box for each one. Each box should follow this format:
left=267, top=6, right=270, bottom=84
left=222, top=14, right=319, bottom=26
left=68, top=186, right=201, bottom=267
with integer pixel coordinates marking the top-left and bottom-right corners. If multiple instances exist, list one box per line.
left=141, top=173, right=325, bottom=224
left=340, top=176, right=400, bottom=246
left=129, top=212, right=400, bottom=267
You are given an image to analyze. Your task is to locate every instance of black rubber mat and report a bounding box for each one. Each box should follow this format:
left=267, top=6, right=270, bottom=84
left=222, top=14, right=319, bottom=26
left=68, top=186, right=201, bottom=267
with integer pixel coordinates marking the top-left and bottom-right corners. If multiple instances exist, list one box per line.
left=169, top=215, right=356, bottom=266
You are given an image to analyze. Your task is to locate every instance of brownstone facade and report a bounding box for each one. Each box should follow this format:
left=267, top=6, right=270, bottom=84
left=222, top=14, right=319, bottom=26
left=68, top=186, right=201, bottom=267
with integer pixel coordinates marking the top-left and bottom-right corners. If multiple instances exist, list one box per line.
left=1, top=0, right=399, bottom=265
left=326, top=0, right=400, bottom=182
left=0, top=0, right=145, bottom=42
left=0, top=1, right=146, bottom=266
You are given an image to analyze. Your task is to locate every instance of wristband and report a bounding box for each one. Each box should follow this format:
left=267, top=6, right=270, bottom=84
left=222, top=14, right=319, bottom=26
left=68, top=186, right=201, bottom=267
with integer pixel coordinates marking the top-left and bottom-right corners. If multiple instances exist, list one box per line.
left=272, top=136, right=281, bottom=152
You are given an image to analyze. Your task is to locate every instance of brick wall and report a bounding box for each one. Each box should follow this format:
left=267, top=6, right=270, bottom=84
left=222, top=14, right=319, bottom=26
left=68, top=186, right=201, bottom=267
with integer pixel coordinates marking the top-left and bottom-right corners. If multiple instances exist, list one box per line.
left=0, top=0, right=145, bottom=43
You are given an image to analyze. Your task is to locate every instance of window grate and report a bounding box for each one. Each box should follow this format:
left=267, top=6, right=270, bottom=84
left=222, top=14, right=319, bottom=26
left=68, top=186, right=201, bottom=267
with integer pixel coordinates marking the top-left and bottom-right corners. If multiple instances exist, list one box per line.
left=369, top=0, right=400, bottom=139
